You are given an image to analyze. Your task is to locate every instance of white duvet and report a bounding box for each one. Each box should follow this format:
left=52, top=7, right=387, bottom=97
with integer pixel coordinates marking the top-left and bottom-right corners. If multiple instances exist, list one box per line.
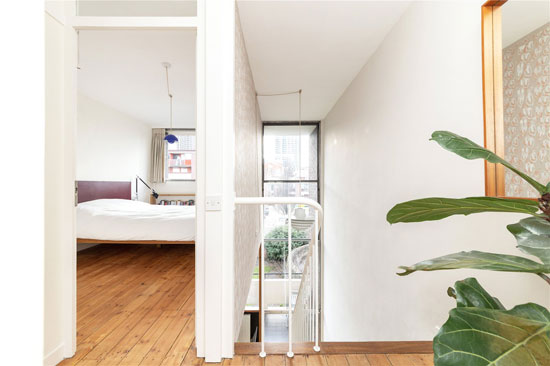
left=77, top=199, right=195, bottom=241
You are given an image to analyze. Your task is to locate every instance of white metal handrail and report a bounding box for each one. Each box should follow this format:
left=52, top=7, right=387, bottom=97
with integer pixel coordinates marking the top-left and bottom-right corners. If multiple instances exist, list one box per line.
left=235, top=197, right=323, bottom=227
left=235, top=197, right=322, bottom=358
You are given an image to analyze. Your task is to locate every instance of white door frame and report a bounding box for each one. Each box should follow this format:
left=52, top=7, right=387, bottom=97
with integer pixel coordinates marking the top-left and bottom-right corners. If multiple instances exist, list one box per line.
left=56, top=1, right=235, bottom=362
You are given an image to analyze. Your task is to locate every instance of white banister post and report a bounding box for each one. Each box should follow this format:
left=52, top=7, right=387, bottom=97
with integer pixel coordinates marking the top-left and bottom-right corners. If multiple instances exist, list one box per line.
left=287, top=204, right=294, bottom=358
left=314, top=210, right=320, bottom=352
left=259, top=204, right=266, bottom=358
left=310, top=244, right=314, bottom=341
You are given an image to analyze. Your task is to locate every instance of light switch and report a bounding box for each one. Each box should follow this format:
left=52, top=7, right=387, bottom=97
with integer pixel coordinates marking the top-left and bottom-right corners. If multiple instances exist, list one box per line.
left=206, top=196, right=222, bottom=211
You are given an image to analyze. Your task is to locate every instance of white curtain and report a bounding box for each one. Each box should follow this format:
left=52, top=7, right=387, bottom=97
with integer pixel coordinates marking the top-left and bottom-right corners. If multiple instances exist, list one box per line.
left=150, top=128, right=165, bottom=183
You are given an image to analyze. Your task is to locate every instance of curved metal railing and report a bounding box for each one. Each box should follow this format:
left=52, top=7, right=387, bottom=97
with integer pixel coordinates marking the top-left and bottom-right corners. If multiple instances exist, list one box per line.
left=234, top=197, right=323, bottom=358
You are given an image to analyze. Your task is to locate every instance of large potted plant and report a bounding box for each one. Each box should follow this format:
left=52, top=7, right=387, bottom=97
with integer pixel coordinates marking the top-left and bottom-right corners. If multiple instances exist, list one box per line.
left=387, top=131, right=550, bottom=366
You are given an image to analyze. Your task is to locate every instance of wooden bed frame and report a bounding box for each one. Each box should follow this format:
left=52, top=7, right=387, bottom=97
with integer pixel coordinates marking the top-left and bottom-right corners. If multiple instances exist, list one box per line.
left=77, top=180, right=195, bottom=245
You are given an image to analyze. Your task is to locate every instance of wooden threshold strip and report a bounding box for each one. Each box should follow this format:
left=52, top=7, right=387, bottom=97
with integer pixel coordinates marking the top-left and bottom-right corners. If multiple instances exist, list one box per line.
left=234, top=341, right=433, bottom=355
left=77, top=238, right=195, bottom=245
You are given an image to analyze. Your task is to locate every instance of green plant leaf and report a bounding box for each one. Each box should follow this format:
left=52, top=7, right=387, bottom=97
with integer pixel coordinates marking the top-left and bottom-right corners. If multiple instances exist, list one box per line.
left=434, top=302, right=550, bottom=366
left=264, top=225, right=310, bottom=261
left=397, top=251, right=550, bottom=276
left=452, top=278, right=505, bottom=310
left=508, top=217, right=550, bottom=264
left=431, top=131, right=548, bottom=194
left=387, top=197, right=539, bottom=223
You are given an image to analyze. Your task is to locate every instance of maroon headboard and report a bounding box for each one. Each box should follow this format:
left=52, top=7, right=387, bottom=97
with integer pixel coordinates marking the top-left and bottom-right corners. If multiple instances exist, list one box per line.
left=77, top=181, right=132, bottom=204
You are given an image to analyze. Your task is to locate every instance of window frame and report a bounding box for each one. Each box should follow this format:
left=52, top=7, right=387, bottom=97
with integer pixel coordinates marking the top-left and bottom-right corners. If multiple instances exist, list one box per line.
left=480, top=0, right=538, bottom=199
left=164, top=128, right=197, bottom=182
left=262, top=121, right=321, bottom=202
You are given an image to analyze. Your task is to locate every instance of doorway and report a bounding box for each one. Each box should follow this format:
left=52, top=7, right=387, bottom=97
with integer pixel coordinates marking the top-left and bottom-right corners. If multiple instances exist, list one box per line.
left=63, top=28, right=199, bottom=365
left=45, top=2, right=238, bottom=362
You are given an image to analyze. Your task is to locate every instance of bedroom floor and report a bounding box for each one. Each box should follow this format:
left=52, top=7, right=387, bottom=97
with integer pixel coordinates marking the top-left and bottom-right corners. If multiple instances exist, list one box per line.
left=58, top=245, right=432, bottom=366
left=58, top=244, right=197, bottom=366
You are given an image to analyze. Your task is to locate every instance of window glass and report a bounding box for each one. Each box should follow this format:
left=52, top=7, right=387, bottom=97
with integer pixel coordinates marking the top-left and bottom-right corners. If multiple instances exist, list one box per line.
left=263, top=125, right=318, bottom=181
left=263, top=182, right=318, bottom=203
left=165, top=130, right=196, bottom=181
left=255, top=122, right=320, bottom=343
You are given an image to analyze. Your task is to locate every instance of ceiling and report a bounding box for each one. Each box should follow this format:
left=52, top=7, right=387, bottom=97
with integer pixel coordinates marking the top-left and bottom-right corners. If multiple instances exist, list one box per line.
left=237, top=0, right=410, bottom=121
left=502, top=0, right=550, bottom=47
left=78, top=30, right=196, bottom=128
left=78, top=2, right=410, bottom=125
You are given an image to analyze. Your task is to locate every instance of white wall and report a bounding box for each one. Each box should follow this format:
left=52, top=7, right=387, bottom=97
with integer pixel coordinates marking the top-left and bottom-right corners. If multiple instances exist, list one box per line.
left=77, top=93, right=152, bottom=202
left=45, top=4, right=77, bottom=364
left=3, top=2, right=44, bottom=364
left=45, top=14, right=65, bottom=363
left=322, top=0, right=550, bottom=341
left=152, top=180, right=196, bottom=195
left=247, top=279, right=300, bottom=308
left=196, top=0, right=236, bottom=360
left=233, top=7, right=263, bottom=339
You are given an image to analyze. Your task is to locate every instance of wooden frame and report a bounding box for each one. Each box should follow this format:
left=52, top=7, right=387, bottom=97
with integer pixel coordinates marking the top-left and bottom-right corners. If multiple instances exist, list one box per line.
left=482, top=0, right=548, bottom=202
left=482, top=0, right=507, bottom=197
left=234, top=341, right=433, bottom=355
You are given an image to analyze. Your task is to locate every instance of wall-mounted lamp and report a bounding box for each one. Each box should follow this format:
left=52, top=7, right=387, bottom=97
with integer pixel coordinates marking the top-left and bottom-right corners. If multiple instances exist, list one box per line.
left=136, top=175, right=159, bottom=200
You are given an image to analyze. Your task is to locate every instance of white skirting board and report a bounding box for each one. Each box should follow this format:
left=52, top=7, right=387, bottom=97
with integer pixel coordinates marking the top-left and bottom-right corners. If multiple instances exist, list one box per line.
left=44, top=343, right=64, bottom=366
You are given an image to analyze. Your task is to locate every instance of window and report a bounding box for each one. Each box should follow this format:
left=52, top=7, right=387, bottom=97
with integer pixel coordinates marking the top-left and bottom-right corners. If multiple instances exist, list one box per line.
left=263, top=122, right=319, bottom=201
left=262, top=122, right=320, bottom=233
left=259, top=122, right=321, bottom=342
left=165, top=129, right=196, bottom=181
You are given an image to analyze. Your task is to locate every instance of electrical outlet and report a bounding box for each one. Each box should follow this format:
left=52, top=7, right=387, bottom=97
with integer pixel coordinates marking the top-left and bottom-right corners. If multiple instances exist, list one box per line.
left=205, top=196, right=222, bottom=211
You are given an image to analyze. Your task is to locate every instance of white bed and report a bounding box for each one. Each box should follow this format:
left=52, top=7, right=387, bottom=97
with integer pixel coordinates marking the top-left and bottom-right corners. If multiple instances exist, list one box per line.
left=77, top=199, right=195, bottom=243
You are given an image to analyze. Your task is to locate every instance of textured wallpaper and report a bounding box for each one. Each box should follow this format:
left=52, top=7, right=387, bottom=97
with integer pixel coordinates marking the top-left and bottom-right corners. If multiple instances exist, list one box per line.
left=233, top=8, right=263, bottom=339
left=503, top=22, right=550, bottom=197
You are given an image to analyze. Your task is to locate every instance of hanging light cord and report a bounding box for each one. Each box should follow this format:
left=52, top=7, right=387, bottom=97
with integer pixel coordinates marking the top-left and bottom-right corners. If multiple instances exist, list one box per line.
left=298, top=89, right=302, bottom=182
left=256, top=90, right=301, bottom=97
left=76, top=30, right=81, bottom=70
left=255, top=89, right=304, bottom=182
left=165, top=65, right=173, bottom=131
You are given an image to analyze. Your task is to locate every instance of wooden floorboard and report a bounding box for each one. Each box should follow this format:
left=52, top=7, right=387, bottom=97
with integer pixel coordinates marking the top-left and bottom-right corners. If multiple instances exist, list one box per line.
left=58, top=244, right=433, bottom=366
left=234, top=342, right=433, bottom=355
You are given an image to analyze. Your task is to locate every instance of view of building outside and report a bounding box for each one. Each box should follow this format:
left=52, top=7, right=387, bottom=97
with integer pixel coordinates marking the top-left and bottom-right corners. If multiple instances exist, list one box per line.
left=252, top=123, right=320, bottom=341
left=165, top=131, right=196, bottom=181
left=263, top=124, right=319, bottom=233
left=244, top=123, right=320, bottom=342
left=262, top=123, right=319, bottom=276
